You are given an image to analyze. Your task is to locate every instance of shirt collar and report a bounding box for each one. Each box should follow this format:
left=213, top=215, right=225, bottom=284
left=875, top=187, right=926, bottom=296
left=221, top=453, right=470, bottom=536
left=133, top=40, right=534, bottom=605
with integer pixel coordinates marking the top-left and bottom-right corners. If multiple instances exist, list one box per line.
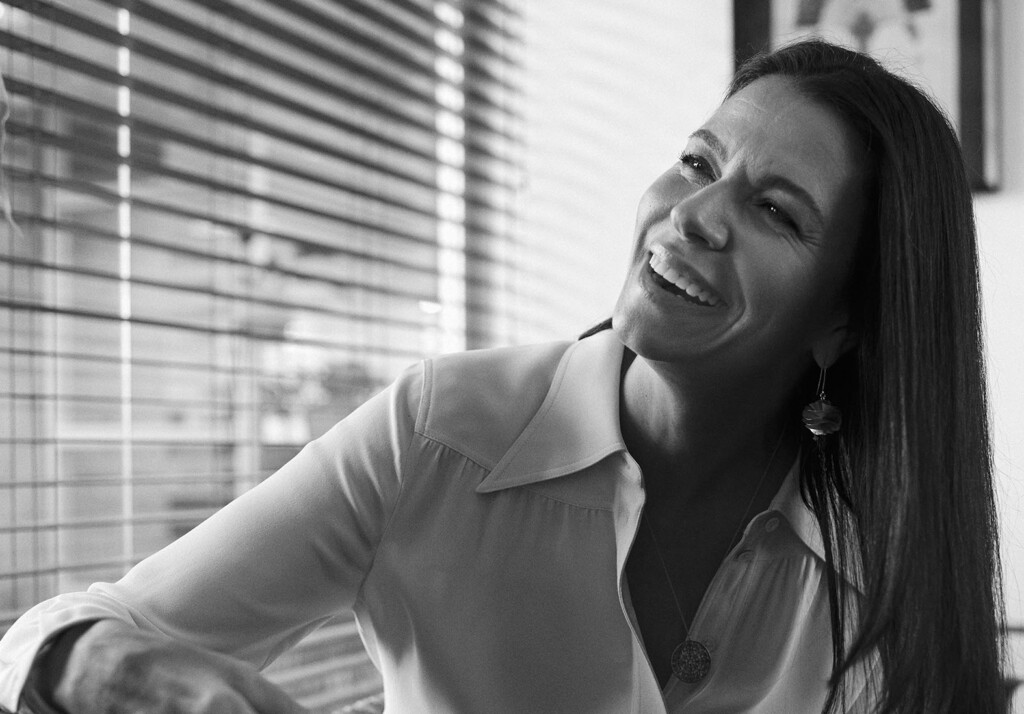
left=476, top=329, right=627, bottom=494
left=474, top=329, right=862, bottom=592
left=771, top=457, right=865, bottom=592
left=772, top=458, right=823, bottom=558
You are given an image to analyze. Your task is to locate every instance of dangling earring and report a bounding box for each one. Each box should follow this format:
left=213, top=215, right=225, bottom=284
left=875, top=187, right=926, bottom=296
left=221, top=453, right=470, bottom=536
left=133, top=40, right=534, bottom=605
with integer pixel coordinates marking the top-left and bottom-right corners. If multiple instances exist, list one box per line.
left=802, top=366, right=842, bottom=438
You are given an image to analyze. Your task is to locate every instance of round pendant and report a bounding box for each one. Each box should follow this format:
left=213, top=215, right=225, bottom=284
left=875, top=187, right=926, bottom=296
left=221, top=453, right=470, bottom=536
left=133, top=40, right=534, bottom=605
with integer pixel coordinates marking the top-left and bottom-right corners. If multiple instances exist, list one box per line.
left=671, top=639, right=711, bottom=683
left=801, top=399, right=842, bottom=436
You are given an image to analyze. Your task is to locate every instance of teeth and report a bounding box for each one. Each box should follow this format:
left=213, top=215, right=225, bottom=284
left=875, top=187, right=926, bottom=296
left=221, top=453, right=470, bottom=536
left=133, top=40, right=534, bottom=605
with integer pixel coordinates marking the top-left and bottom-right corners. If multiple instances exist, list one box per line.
left=647, top=248, right=720, bottom=306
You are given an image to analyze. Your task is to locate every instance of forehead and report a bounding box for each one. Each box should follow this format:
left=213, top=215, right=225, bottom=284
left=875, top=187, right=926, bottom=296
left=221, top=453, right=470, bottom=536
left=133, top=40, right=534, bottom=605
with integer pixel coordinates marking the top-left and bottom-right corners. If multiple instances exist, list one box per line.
left=702, top=76, right=865, bottom=215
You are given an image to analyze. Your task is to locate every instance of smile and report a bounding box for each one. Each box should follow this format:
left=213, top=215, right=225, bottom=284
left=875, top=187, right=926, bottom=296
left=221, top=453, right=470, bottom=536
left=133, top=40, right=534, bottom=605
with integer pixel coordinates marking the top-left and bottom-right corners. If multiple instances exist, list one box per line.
left=647, top=246, right=722, bottom=307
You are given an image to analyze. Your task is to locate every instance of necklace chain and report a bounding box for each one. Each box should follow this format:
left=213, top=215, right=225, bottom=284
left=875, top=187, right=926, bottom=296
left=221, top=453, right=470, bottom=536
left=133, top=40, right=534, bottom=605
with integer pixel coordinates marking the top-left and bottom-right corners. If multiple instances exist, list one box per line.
left=641, top=426, right=788, bottom=638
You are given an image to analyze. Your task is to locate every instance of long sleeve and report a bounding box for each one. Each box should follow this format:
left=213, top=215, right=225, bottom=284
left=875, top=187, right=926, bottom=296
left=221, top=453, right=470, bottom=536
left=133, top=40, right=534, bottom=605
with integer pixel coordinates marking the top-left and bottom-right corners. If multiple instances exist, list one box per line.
left=0, top=362, right=422, bottom=712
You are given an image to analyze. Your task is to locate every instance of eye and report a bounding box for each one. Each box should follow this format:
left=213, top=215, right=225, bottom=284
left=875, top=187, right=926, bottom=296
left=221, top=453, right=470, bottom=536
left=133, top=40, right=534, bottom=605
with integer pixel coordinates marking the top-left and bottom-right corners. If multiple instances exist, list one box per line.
left=678, top=152, right=714, bottom=185
left=759, top=200, right=800, bottom=232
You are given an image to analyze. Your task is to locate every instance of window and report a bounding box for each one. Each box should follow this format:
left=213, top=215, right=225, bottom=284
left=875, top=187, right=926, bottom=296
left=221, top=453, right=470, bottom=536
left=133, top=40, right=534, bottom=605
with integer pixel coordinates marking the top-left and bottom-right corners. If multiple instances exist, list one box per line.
left=0, top=0, right=522, bottom=709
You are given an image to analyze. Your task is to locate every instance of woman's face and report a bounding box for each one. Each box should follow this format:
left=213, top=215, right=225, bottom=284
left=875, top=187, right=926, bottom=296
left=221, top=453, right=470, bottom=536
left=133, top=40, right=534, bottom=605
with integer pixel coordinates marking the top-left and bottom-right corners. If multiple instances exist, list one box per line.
left=612, top=75, right=869, bottom=381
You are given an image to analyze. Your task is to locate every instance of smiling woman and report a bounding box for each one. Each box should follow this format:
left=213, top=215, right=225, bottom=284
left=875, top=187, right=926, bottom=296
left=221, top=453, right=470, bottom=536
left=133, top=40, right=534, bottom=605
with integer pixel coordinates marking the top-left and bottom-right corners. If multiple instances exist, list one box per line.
left=606, top=39, right=1005, bottom=712
left=615, top=73, right=866, bottom=376
left=0, top=39, right=1005, bottom=714
left=612, top=74, right=872, bottom=699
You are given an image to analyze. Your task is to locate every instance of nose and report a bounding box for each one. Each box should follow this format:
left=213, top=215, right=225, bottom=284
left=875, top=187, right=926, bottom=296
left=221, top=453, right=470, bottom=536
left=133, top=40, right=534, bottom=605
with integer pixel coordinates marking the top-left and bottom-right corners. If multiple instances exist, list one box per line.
left=669, top=183, right=730, bottom=251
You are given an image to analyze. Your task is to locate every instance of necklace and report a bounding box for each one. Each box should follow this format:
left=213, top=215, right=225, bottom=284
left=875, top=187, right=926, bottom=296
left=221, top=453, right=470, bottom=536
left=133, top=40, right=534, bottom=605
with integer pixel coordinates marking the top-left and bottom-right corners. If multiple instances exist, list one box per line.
left=641, top=428, right=787, bottom=684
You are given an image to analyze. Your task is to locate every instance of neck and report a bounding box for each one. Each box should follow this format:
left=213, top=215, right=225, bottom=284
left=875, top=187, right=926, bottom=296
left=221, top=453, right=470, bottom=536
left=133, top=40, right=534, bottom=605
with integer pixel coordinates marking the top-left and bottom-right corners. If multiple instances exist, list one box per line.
left=619, top=350, right=802, bottom=508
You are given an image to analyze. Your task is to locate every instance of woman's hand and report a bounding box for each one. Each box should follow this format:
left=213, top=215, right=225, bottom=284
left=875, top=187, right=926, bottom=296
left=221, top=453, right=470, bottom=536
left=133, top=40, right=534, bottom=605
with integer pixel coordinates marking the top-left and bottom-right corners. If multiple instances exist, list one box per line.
left=48, top=619, right=308, bottom=713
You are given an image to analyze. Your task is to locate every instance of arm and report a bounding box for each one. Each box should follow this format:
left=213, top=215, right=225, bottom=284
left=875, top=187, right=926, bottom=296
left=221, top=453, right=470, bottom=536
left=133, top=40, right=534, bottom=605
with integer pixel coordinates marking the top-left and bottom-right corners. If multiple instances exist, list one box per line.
left=0, top=362, right=421, bottom=712
left=13, top=620, right=304, bottom=714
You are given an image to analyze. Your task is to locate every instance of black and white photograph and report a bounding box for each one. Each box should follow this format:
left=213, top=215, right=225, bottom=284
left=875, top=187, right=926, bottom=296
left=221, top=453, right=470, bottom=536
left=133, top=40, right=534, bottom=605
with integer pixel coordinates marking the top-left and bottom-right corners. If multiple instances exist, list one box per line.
left=0, top=1, right=1021, bottom=712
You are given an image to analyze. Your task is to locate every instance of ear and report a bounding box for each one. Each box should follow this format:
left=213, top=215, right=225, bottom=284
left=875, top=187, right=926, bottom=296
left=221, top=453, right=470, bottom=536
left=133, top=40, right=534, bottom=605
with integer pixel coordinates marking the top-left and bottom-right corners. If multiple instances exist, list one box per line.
left=811, top=313, right=858, bottom=370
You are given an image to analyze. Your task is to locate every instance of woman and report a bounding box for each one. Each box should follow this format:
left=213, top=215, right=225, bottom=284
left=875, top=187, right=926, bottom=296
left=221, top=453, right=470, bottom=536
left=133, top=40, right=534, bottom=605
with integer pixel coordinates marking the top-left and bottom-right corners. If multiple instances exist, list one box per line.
left=0, top=40, right=1004, bottom=713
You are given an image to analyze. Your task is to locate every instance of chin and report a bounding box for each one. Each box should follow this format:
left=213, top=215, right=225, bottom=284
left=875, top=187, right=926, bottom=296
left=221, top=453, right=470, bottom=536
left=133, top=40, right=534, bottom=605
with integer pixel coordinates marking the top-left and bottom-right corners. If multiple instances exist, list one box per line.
left=611, top=301, right=681, bottom=364
left=613, top=286, right=666, bottom=357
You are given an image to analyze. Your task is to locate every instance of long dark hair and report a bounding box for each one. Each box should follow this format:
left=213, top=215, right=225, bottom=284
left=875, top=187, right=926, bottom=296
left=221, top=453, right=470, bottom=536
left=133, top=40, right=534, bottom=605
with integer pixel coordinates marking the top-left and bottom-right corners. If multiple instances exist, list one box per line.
left=731, top=40, right=1004, bottom=713
left=588, top=40, right=1005, bottom=713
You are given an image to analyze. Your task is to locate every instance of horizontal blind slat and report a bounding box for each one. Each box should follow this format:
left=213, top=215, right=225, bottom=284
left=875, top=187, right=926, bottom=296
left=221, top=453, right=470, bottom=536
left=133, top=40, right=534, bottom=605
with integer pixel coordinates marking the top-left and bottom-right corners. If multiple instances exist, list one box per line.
left=1, top=300, right=431, bottom=358
left=0, top=254, right=438, bottom=330
left=3, top=164, right=444, bottom=250
left=0, top=346, right=397, bottom=384
left=9, top=211, right=516, bottom=281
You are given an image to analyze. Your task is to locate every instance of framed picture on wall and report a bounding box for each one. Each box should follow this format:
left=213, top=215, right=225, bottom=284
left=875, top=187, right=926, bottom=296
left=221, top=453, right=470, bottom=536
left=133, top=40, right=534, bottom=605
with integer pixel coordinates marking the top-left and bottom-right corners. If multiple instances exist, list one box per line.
left=734, top=0, right=1001, bottom=191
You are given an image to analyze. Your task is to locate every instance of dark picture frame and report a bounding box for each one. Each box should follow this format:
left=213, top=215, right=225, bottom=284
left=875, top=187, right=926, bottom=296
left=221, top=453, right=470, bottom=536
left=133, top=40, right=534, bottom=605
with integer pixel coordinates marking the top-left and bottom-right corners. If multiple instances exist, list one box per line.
left=734, top=0, right=1000, bottom=191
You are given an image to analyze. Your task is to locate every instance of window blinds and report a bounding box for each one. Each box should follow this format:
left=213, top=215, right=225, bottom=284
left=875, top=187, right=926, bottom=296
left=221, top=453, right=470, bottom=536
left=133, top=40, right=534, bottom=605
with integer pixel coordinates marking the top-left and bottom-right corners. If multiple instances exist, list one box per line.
left=0, top=0, right=522, bottom=709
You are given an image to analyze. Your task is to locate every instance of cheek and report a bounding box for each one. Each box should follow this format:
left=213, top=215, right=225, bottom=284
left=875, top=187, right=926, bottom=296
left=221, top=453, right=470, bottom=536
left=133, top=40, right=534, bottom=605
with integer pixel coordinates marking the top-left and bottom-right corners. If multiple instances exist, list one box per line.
left=740, top=245, right=843, bottom=327
left=635, top=182, right=666, bottom=220
left=633, top=169, right=686, bottom=242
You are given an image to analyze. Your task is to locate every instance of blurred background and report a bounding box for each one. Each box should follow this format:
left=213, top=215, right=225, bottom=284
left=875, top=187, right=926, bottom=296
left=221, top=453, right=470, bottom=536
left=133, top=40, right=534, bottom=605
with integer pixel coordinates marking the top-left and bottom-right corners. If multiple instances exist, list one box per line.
left=0, top=0, right=1020, bottom=711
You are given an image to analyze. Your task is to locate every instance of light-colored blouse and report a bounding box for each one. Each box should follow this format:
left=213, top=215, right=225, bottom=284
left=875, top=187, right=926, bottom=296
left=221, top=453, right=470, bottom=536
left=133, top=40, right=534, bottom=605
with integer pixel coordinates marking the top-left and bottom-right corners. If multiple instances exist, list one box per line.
left=0, top=330, right=873, bottom=713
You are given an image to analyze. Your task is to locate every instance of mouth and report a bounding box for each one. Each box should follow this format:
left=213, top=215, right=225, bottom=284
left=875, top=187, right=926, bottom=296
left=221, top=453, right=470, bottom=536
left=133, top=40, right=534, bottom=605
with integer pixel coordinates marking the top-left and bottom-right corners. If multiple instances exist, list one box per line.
left=646, top=245, right=723, bottom=307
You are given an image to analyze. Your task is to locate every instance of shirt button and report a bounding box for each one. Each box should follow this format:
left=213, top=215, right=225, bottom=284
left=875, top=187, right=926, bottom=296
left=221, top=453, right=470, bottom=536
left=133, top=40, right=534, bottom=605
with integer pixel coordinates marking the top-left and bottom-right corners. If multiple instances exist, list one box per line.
left=765, top=517, right=780, bottom=533
left=736, top=549, right=754, bottom=561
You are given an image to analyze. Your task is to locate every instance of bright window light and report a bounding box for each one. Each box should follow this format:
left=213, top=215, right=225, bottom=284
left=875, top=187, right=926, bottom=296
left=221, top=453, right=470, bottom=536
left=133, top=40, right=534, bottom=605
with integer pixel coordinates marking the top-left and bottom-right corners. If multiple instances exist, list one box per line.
left=436, top=165, right=465, bottom=195
left=435, top=110, right=465, bottom=139
left=434, top=3, right=464, bottom=29
left=434, top=28, right=464, bottom=56
left=437, top=193, right=465, bottom=223
left=434, top=55, right=464, bottom=84
left=435, top=83, right=465, bottom=112
left=436, top=137, right=465, bottom=167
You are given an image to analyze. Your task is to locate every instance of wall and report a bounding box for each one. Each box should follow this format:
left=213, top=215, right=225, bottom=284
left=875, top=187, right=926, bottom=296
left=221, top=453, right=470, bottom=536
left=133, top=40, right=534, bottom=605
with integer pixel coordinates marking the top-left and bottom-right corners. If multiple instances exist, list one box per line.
left=519, top=0, right=733, bottom=341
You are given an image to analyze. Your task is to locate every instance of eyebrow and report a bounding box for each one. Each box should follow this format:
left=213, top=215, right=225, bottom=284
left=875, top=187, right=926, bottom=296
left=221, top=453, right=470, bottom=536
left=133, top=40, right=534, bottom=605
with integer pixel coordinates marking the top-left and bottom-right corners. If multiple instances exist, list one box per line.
left=689, top=128, right=728, bottom=164
left=688, top=128, right=827, bottom=229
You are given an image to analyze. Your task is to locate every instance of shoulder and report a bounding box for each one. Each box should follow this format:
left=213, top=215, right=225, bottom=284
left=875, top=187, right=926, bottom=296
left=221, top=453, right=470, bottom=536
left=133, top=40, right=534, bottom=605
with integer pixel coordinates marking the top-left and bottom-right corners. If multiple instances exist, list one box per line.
left=415, top=340, right=574, bottom=469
